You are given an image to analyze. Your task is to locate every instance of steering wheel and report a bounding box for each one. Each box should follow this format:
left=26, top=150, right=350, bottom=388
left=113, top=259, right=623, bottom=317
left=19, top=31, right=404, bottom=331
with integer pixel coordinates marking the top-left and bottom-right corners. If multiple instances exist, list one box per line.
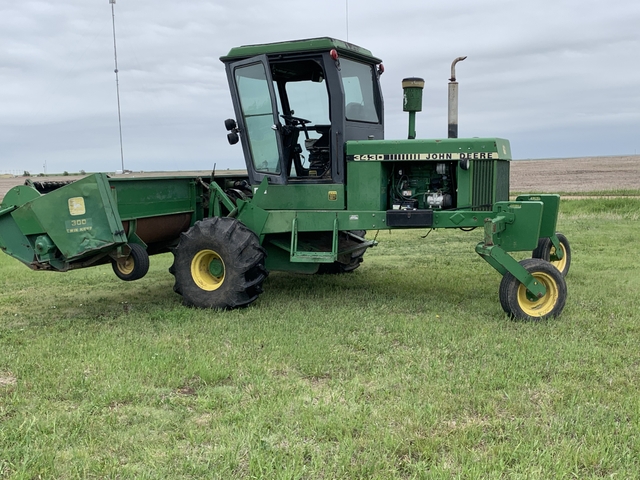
left=280, top=114, right=312, bottom=139
left=281, top=114, right=311, bottom=125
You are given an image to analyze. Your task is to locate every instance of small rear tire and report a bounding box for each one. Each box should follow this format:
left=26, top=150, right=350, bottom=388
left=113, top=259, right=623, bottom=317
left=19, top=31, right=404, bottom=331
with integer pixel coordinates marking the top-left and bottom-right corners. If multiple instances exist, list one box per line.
left=317, top=252, right=365, bottom=274
left=112, top=243, right=150, bottom=281
left=499, top=258, right=567, bottom=321
left=532, top=232, right=571, bottom=277
left=317, top=230, right=367, bottom=274
left=170, top=217, right=267, bottom=309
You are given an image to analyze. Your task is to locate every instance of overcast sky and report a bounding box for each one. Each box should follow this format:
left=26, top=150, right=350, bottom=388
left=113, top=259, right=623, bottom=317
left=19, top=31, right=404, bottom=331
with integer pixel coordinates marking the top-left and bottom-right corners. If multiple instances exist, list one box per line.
left=1, top=0, right=639, bottom=174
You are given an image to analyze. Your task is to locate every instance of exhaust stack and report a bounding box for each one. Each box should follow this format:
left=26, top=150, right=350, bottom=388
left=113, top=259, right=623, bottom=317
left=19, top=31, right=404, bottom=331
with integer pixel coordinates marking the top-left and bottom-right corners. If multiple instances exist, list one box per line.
left=448, top=56, right=467, bottom=138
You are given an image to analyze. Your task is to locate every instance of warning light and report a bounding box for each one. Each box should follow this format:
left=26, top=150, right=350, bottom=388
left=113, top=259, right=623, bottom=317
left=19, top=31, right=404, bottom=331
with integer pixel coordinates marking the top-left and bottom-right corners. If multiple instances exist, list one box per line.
left=330, top=49, right=339, bottom=61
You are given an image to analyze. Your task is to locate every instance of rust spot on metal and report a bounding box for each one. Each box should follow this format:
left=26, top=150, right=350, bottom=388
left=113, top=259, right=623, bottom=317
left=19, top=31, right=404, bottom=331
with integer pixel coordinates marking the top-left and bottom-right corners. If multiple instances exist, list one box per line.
left=123, top=213, right=192, bottom=245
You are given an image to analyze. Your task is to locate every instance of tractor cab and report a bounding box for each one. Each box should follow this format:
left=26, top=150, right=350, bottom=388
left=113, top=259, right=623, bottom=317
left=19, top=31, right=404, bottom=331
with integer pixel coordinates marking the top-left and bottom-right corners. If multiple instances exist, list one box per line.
left=221, top=38, right=385, bottom=186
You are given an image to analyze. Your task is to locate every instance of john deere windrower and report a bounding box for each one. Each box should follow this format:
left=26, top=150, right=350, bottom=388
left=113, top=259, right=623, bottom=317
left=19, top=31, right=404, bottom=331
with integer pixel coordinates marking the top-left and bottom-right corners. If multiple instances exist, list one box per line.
left=0, top=38, right=571, bottom=320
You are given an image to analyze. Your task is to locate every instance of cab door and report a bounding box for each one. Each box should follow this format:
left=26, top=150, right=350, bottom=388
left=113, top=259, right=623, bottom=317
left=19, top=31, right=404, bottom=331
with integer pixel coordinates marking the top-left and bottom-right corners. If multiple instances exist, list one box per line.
left=226, top=55, right=286, bottom=185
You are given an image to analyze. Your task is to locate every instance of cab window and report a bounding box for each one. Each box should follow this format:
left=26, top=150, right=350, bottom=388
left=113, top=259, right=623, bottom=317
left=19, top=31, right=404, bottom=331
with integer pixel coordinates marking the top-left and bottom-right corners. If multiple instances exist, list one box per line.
left=272, top=59, right=332, bottom=179
left=235, top=63, right=281, bottom=174
left=341, top=58, right=379, bottom=123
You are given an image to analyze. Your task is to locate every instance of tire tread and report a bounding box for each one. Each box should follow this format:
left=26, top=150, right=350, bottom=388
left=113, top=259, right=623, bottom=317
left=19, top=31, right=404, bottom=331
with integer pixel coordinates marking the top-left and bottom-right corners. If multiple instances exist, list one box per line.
left=170, top=217, right=267, bottom=309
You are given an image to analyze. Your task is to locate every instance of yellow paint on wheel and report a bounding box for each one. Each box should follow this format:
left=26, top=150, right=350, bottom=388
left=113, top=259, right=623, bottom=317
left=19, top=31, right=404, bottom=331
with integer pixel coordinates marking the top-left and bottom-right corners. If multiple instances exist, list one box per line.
left=116, top=257, right=135, bottom=275
left=191, top=249, right=225, bottom=291
left=517, top=271, right=559, bottom=317
left=550, top=243, right=567, bottom=273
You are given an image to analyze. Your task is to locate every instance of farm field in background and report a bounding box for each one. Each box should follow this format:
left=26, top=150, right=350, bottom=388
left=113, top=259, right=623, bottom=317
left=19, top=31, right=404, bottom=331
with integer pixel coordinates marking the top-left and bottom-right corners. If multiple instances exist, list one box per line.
left=509, top=155, right=640, bottom=193
left=2, top=159, right=640, bottom=478
left=2, top=154, right=640, bottom=199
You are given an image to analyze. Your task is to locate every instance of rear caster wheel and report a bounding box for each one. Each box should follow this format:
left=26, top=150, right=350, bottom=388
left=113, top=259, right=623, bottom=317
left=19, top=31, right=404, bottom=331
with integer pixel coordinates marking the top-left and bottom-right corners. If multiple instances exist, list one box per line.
left=499, top=258, right=567, bottom=320
left=170, top=217, right=267, bottom=309
left=532, top=232, right=571, bottom=277
left=112, top=243, right=149, bottom=281
left=317, top=230, right=367, bottom=274
left=317, top=251, right=365, bottom=274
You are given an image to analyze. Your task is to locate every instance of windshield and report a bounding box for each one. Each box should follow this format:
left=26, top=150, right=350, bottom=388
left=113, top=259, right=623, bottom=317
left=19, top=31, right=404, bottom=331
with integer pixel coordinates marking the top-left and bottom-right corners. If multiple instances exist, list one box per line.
left=284, top=80, right=330, bottom=123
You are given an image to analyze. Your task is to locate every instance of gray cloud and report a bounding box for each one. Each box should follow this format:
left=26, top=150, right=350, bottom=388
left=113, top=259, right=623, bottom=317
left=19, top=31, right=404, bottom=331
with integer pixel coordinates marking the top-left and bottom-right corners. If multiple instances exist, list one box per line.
left=1, top=0, right=639, bottom=174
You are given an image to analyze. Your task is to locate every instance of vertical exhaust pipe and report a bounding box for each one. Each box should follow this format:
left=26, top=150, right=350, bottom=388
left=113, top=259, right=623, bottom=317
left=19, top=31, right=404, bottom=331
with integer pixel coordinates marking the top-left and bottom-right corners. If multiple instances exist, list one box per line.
left=448, top=56, right=467, bottom=138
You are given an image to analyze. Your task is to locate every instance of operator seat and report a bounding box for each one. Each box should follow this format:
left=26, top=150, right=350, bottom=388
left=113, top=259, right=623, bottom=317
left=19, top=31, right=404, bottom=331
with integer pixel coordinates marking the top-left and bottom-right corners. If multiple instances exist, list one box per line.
left=306, top=129, right=331, bottom=177
left=346, top=102, right=365, bottom=121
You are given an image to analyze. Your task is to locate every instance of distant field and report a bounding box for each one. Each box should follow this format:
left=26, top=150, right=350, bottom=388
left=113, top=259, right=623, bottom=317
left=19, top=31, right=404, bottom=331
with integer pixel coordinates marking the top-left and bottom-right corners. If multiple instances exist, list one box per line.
left=2, top=156, right=639, bottom=199
left=509, top=155, right=640, bottom=193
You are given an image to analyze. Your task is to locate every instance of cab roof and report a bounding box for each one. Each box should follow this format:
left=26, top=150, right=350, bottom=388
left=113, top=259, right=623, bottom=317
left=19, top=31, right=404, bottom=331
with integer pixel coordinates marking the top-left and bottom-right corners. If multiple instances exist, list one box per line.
left=220, top=37, right=382, bottom=65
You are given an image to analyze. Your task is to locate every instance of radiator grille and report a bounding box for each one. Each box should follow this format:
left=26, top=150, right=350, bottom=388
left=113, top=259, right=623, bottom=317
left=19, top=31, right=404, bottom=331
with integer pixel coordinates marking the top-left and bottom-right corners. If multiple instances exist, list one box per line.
left=472, top=160, right=511, bottom=210
left=472, top=160, right=495, bottom=211
left=496, top=160, right=510, bottom=202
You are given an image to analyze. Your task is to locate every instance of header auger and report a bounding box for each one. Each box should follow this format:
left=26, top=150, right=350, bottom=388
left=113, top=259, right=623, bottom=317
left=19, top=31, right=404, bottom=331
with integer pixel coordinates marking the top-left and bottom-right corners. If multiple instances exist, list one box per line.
left=0, top=37, right=570, bottom=320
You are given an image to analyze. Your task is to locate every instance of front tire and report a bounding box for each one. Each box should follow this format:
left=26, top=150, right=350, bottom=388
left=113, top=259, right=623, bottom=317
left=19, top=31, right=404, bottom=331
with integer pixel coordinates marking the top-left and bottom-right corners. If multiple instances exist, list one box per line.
left=532, top=233, right=571, bottom=277
left=170, top=217, right=267, bottom=309
left=499, top=258, right=567, bottom=320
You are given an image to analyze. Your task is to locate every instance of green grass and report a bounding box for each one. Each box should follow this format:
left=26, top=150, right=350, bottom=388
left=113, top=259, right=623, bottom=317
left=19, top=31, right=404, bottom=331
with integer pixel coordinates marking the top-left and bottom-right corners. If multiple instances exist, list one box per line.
left=2, top=198, right=640, bottom=478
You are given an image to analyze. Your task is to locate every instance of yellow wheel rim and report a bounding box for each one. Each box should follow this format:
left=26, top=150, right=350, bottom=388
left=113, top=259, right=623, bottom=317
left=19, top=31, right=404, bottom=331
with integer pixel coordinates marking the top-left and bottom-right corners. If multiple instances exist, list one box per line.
left=116, top=257, right=135, bottom=275
left=517, top=271, right=559, bottom=317
left=550, top=243, right=567, bottom=273
left=191, top=250, right=225, bottom=291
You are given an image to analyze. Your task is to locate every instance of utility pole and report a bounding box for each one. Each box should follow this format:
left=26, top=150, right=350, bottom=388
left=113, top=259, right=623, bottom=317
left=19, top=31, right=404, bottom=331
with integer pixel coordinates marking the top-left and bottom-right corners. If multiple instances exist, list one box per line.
left=346, top=0, right=349, bottom=41
left=110, top=0, right=125, bottom=173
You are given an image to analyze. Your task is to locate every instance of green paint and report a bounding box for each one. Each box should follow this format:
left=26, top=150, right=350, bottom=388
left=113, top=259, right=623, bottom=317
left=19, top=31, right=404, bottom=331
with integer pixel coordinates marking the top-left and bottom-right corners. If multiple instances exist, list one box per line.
left=251, top=183, right=345, bottom=211
left=0, top=211, right=35, bottom=267
left=221, top=37, right=381, bottom=64
left=346, top=161, right=387, bottom=211
left=209, top=258, right=224, bottom=277
left=516, top=194, right=560, bottom=239
left=108, top=176, right=200, bottom=220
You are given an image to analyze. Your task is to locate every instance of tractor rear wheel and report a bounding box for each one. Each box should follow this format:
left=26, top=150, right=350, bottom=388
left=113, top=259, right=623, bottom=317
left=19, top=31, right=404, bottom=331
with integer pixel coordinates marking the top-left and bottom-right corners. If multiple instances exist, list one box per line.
left=532, top=232, right=571, bottom=277
left=499, top=258, right=567, bottom=321
left=112, top=243, right=149, bottom=281
left=170, top=217, right=267, bottom=309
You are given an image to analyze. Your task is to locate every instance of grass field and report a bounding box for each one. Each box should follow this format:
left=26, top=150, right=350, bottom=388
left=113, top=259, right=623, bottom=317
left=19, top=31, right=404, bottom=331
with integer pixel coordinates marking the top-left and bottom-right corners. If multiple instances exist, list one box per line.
left=1, top=198, right=640, bottom=478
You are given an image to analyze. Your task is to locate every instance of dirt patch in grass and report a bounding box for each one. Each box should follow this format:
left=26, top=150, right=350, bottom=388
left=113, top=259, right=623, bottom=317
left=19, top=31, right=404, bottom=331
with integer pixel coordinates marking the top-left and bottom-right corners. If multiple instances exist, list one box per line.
left=0, top=373, right=17, bottom=387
